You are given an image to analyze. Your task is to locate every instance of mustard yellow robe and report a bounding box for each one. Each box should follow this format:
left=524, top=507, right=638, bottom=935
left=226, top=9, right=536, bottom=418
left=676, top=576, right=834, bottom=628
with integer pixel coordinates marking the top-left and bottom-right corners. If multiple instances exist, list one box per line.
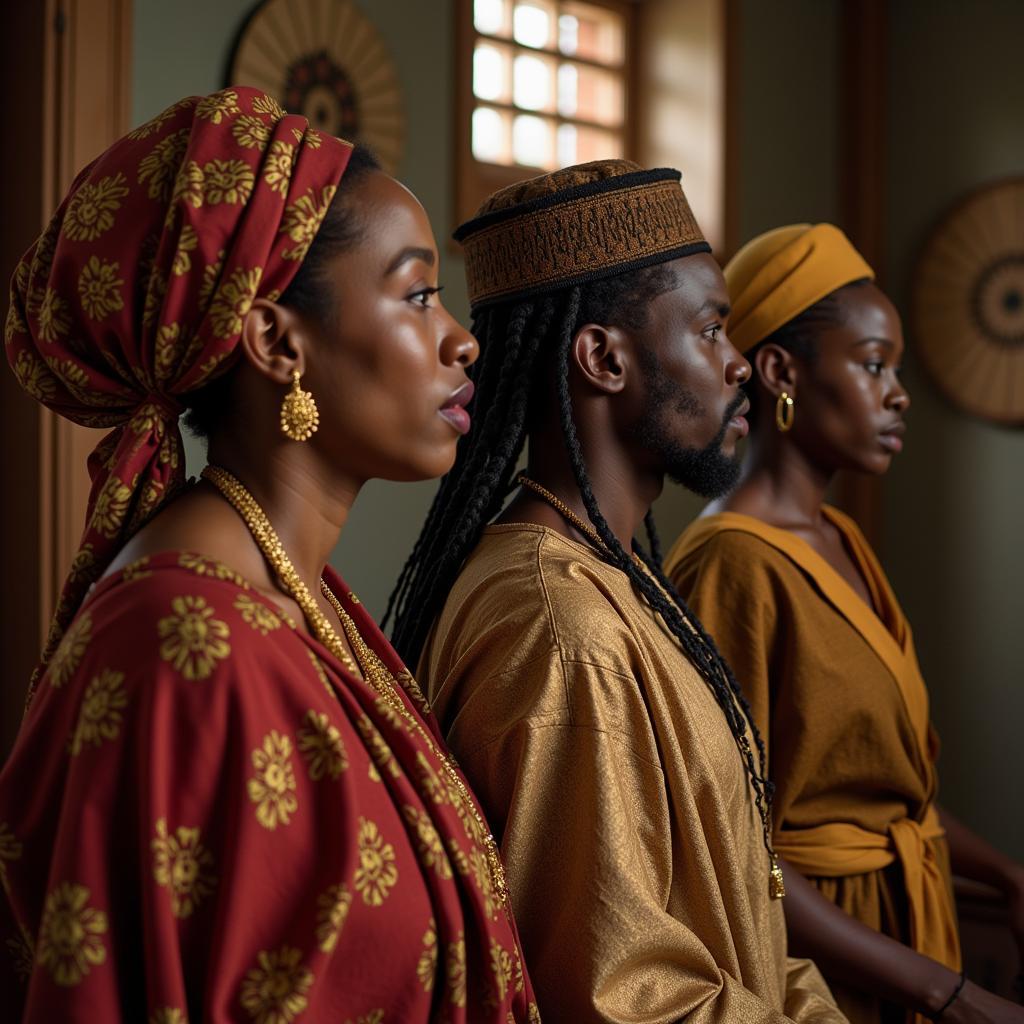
left=421, top=524, right=845, bottom=1024
left=666, top=507, right=960, bottom=1024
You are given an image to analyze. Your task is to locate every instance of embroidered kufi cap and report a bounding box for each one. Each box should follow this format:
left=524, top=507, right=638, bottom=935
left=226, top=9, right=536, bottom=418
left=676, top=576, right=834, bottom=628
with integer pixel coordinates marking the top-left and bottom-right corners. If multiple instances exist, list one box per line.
left=455, top=159, right=710, bottom=310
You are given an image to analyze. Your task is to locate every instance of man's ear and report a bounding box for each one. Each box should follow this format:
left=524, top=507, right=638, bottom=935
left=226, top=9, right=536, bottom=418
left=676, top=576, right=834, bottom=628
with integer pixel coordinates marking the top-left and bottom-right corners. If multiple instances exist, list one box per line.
left=571, top=323, right=630, bottom=395
left=755, top=342, right=800, bottom=400
left=237, top=298, right=312, bottom=385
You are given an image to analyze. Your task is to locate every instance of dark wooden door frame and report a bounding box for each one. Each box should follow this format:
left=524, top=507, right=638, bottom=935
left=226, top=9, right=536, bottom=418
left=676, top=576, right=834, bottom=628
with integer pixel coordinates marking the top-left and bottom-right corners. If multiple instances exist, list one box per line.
left=834, top=0, right=887, bottom=548
left=0, top=0, right=132, bottom=756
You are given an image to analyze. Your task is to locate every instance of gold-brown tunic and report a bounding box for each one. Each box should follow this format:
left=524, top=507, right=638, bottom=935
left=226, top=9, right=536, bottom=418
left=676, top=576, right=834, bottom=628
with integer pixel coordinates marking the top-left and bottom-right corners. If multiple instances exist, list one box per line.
left=421, top=523, right=845, bottom=1024
left=666, top=507, right=960, bottom=1024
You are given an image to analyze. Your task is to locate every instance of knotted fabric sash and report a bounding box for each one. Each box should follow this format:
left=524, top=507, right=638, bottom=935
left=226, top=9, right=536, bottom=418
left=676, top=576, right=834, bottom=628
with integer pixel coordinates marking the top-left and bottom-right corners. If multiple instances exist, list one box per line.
left=777, top=804, right=961, bottom=986
left=5, top=87, right=354, bottom=703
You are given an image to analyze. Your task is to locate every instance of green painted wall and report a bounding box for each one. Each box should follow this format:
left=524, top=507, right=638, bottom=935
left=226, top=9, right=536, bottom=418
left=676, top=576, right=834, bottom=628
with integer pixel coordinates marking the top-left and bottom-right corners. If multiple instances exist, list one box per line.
left=734, top=0, right=841, bottom=243
left=884, top=0, right=1024, bottom=860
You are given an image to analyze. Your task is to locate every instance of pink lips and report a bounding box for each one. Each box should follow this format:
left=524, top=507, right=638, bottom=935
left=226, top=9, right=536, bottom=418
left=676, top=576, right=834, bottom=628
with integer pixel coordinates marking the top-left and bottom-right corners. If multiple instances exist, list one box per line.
left=879, top=421, right=906, bottom=453
left=439, top=380, right=475, bottom=436
left=730, top=397, right=750, bottom=438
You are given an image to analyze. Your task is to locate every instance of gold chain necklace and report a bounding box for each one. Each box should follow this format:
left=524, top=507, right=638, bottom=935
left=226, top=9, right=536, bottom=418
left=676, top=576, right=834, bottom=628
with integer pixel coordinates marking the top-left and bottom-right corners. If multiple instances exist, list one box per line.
left=517, top=474, right=634, bottom=559
left=201, top=464, right=509, bottom=910
left=516, top=473, right=785, bottom=899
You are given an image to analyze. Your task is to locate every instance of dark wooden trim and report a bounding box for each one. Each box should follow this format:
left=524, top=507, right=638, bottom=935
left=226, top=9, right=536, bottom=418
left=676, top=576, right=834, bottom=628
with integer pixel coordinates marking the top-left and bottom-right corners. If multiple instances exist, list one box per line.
left=0, top=2, right=50, bottom=756
left=453, top=0, right=477, bottom=231
left=468, top=100, right=627, bottom=134
left=622, top=0, right=640, bottom=165
left=839, top=0, right=887, bottom=281
left=833, top=0, right=888, bottom=549
left=48, top=0, right=134, bottom=615
left=470, top=33, right=629, bottom=73
left=721, top=0, right=740, bottom=259
left=0, top=0, right=132, bottom=757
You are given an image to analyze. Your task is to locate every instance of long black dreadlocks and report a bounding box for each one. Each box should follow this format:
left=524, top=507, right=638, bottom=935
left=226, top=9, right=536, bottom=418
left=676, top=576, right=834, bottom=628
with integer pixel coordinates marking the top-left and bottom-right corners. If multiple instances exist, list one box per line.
left=385, top=264, right=776, bottom=855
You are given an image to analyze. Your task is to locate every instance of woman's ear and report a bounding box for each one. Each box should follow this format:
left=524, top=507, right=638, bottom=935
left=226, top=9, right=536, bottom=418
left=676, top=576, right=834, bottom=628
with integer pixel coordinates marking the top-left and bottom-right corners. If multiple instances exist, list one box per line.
left=571, top=323, right=629, bottom=395
left=755, top=342, right=800, bottom=400
left=237, top=298, right=311, bottom=385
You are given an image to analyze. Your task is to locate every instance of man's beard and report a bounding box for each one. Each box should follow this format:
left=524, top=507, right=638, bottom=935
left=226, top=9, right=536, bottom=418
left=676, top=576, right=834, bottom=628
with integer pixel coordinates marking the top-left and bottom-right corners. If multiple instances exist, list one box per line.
left=631, top=351, right=745, bottom=499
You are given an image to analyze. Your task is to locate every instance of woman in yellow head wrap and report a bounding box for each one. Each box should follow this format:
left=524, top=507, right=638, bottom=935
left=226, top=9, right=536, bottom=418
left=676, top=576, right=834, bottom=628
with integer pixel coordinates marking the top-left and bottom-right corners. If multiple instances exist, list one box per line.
left=665, top=224, right=1024, bottom=1024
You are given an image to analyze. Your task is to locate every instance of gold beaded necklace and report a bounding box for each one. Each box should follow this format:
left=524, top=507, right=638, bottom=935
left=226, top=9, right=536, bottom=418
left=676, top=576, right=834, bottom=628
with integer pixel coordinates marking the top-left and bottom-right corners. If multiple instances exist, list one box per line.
left=516, top=473, right=785, bottom=899
left=202, top=465, right=362, bottom=677
left=201, top=464, right=509, bottom=910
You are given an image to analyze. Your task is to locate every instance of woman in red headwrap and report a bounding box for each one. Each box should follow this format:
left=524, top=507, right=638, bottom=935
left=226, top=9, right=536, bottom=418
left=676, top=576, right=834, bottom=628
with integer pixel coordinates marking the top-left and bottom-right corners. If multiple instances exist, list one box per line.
left=0, top=87, right=538, bottom=1023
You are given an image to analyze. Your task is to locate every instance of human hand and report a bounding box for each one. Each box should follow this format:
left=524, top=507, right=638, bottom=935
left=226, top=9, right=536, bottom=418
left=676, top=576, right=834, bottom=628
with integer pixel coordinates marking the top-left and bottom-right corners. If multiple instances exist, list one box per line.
left=943, top=980, right=1024, bottom=1023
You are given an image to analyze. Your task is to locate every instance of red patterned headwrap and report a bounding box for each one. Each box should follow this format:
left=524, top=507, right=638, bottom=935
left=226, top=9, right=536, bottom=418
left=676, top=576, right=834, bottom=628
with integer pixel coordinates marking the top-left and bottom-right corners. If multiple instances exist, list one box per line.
left=4, top=87, right=354, bottom=700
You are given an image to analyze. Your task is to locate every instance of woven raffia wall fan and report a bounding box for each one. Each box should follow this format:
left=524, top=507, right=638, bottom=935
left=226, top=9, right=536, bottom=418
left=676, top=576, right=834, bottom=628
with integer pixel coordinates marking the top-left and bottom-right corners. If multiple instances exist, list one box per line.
left=228, top=0, right=405, bottom=174
left=911, top=178, right=1024, bottom=426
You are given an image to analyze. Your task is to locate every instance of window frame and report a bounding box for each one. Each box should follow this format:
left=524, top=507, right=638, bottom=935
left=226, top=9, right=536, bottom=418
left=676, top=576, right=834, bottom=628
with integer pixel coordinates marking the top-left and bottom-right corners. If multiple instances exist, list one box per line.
left=454, top=0, right=638, bottom=229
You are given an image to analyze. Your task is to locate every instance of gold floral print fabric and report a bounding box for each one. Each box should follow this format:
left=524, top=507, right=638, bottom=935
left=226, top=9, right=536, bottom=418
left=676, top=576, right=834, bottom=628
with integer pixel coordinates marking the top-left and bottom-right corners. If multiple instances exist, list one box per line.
left=239, top=945, right=312, bottom=1024
left=68, top=668, right=128, bottom=755
left=403, top=805, right=453, bottom=879
left=417, top=922, right=438, bottom=991
left=0, top=556, right=540, bottom=1020
left=297, top=709, right=348, bottom=780
left=48, top=610, right=92, bottom=689
left=4, top=87, right=356, bottom=702
left=247, top=730, right=299, bottom=830
left=36, top=882, right=108, bottom=986
left=234, top=593, right=281, bottom=635
left=151, top=818, right=217, bottom=919
left=149, top=1008, right=188, bottom=1024
left=157, top=594, right=231, bottom=680
left=62, top=174, right=130, bottom=243
left=354, top=817, right=399, bottom=906
left=314, top=883, right=352, bottom=953
left=263, top=141, right=295, bottom=195
left=77, top=256, right=125, bottom=320
left=279, top=185, right=338, bottom=261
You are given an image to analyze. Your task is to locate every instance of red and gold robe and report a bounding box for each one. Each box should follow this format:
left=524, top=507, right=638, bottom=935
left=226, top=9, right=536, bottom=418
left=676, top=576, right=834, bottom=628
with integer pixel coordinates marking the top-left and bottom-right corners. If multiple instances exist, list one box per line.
left=0, top=551, right=539, bottom=1023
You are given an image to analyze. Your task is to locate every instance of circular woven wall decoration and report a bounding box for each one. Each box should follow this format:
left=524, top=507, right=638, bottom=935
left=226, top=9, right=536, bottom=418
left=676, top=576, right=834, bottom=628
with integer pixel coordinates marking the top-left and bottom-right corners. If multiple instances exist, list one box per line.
left=911, top=177, right=1024, bottom=426
left=228, top=0, right=405, bottom=174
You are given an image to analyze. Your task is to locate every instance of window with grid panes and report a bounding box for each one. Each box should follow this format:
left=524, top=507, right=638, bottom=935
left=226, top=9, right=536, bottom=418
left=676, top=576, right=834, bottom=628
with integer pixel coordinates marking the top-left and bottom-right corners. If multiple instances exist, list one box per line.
left=456, top=0, right=633, bottom=225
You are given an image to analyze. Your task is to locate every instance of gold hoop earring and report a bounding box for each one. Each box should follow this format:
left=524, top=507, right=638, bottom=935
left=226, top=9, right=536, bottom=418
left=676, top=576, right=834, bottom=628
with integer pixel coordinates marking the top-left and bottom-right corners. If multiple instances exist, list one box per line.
left=775, top=391, right=794, bottom=433
left=280, top=369, right=319, bottom=441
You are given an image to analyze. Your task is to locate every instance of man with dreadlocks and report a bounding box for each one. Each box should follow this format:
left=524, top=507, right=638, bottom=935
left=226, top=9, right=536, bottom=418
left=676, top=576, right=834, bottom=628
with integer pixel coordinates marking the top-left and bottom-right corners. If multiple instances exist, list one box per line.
left=386, top=161, right=846, bottom=1023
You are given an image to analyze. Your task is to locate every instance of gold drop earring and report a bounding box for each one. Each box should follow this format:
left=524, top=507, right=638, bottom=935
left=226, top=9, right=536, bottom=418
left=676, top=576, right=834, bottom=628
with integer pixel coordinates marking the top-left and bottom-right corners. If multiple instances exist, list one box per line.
left=280, top=369, right=320, bottom=441
left=775, top=391, right=794, bottom=433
